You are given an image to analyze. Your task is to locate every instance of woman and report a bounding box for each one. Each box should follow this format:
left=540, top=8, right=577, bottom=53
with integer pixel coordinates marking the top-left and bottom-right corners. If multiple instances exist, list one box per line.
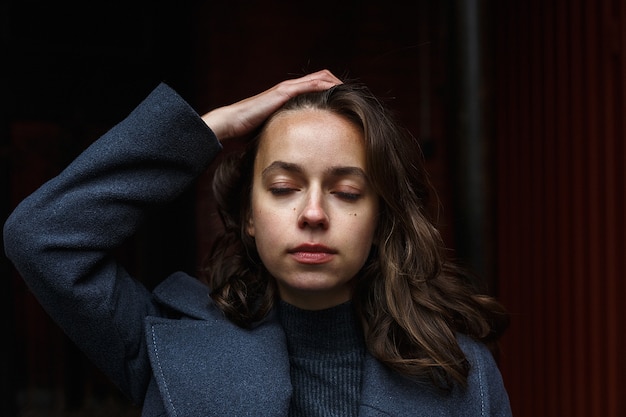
left=4, top=70, right=511, bottom=416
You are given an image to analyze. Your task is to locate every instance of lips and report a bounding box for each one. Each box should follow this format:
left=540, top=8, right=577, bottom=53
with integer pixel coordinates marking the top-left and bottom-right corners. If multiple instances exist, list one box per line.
left=288, top=244, right=337, bottom=264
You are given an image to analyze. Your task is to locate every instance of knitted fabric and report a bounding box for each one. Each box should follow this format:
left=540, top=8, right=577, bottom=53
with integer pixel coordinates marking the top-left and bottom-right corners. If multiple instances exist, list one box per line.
left=278, top=300, right=366, bottom=417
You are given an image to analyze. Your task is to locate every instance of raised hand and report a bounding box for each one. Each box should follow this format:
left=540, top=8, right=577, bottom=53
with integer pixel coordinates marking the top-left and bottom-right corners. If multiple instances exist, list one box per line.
left=201, top=69, right=342, bottom=142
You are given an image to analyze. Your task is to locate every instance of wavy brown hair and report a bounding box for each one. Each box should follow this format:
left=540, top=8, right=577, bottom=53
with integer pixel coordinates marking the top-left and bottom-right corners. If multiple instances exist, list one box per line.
left=203, top=82, right=509, bottom=388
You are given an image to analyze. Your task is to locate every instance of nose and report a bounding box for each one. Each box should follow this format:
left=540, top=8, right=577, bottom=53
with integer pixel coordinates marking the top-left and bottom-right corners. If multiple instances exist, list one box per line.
left=297, top=189, right=329, bottom=230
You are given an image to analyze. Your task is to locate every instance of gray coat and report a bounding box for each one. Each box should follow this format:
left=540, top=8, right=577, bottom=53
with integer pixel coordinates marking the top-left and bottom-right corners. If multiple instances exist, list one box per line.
left=4, top=83, right=512, bottom=416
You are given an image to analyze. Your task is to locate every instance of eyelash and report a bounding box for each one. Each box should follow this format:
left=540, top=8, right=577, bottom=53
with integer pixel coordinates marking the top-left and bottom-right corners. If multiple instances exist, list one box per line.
left=269, top=188, right=361, bottom=201
left=269, top=187, right=297, bottom=196
left=332, top=191, right=361, bottom=201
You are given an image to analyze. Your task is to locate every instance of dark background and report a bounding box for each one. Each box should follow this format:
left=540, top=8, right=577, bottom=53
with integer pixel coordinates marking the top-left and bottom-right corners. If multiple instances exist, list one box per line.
left=2, top=1, right=625, bottom=416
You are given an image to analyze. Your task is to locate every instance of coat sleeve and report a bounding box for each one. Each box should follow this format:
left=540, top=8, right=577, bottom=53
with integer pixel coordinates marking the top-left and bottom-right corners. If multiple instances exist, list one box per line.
left=3, top=83, right=222, bottom=404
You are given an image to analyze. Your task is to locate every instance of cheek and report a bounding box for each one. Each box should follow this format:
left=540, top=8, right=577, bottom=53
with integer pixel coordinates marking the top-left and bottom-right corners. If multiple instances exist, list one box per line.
left=344, top=214, right=378, bottom=255
left=248, top=208, right=284, bottom=251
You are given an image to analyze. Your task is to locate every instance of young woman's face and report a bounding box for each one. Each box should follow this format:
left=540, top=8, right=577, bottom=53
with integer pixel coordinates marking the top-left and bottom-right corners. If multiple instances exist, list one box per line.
left=247, top=108, right=379, bottom=310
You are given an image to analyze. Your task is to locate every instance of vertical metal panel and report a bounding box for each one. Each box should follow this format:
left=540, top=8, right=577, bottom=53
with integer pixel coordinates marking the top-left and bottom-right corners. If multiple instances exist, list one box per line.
left=495, top=0, right=625, bottom=416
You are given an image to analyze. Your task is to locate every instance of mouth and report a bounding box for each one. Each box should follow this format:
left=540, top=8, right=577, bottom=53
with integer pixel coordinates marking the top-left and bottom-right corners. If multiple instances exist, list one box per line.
left=288, top=244, right=337, bottom=264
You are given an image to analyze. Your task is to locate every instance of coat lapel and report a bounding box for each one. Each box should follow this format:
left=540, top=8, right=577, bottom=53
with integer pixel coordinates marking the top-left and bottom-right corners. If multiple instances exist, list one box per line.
left=147, top=274, right=292, bottom=416
left=145, top=316, right=292, bottom=416
left=358, top=354, right=461, bottom=416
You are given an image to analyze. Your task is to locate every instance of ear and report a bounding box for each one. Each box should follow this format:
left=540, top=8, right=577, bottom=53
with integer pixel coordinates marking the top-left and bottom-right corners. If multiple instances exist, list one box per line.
left=246, top=212, right=255, bottom=238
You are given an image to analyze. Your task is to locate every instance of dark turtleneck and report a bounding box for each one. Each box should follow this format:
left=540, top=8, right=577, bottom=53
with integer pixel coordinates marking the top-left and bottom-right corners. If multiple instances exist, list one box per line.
left=278, top=300, right=366, bottom=417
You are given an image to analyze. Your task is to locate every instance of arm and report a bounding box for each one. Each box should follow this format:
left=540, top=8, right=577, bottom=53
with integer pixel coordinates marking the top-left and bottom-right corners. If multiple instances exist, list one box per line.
left=4, top=83, right=218, bottom=401
left=3, top=70, right=341, bottom=402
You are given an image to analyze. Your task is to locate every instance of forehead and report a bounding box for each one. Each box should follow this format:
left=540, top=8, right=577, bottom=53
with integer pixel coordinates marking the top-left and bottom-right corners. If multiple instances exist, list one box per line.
left=255, top=108, right=366, bottom=170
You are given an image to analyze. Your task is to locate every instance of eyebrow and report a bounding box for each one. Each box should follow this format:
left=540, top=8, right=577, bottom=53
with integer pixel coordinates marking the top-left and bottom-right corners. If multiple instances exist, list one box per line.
left=261, top=160, right=367, bottom=180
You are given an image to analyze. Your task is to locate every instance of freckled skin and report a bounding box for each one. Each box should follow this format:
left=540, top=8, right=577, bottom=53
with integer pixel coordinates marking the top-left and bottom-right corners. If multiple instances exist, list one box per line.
left=246, top=109, right=379, bottom=310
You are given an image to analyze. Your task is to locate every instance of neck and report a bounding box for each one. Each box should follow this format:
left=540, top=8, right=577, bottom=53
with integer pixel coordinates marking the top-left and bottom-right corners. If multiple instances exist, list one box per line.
left=278, top=300, right=364, bottom=355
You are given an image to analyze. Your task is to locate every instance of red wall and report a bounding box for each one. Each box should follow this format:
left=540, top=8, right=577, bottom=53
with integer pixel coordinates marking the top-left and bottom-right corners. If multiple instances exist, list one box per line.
left=494, top=1, right=626, bottom=415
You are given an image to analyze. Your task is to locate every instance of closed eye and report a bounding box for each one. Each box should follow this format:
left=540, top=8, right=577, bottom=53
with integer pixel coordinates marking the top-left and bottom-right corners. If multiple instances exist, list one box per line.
left=269, top=187, right=298, bottom=196
left=332, top=191, right=361, bottom=201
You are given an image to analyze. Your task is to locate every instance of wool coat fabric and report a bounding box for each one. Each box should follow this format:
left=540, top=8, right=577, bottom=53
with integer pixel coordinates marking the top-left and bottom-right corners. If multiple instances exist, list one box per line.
left=4, top=83, right=512, bottom=416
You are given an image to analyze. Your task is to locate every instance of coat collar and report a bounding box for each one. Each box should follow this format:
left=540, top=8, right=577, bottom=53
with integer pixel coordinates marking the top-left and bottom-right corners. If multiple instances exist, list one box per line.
left=146, top=273, right=467, bottom=416
left=151, top=271, right=217, bottom=320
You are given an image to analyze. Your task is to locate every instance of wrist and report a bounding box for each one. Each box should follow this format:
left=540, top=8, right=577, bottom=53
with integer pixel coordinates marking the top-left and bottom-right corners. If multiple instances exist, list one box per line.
left=201, top=106, right=235, bottom=143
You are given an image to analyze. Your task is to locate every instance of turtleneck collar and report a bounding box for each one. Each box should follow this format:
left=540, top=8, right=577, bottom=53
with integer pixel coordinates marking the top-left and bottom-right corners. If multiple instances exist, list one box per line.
left=277, top=300, right=365, bottom=357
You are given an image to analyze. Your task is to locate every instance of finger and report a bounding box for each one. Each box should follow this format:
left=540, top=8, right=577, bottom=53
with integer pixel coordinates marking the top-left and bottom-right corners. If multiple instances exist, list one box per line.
left=283, top=69, right=342, bottom=86
left=273, top=71, right=342, bottom=101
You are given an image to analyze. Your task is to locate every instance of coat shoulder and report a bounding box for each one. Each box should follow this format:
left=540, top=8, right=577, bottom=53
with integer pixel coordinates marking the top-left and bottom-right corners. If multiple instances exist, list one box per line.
left=457, top=334, right=513, bottom=417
